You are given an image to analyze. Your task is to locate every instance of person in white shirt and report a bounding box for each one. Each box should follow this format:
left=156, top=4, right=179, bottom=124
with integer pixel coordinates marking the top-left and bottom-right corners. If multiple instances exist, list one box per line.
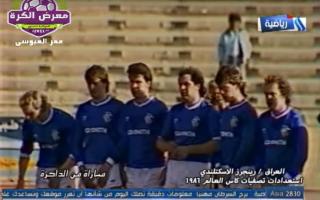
left=218, top=13, right=252, bottom=80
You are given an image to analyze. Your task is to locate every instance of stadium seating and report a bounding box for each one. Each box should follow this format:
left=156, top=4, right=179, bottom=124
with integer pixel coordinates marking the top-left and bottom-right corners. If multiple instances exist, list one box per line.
left=154, top=91, right=179, bottom=106
left=248, top=93, right=319, bottom=109
left=0, top=31, right=34, bottom=45
left=1, top=0, right=320, bottom=190
left=252, top=47, right=318, bottom=62
left=247, top=78, right=320, bottom=94
left=250, top=32, right=317, bottom=48
left=67, top=1, right=318, bottom=17
left=0, top=77, right=46, bottom=91
left=1, top=0, right=318, bottom=110
left=1, top=47, right=42, bottom=61
left=253, top=62, right=319, bottom=78
left=0, top=62, right=39, bottom=76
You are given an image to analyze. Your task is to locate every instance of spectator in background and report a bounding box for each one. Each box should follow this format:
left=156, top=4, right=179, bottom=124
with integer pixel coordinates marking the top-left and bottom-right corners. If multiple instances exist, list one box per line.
left=218, top=13, right=252, bottom=80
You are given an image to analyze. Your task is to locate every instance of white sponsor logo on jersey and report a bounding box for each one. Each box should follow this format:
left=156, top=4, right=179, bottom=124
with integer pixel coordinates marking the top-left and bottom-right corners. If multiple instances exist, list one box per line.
left=85, top=127, right=108, bottom=134
left=265, top=139, right=287, bottom=146
left=128, top=129, right=150, bottom=135
left=175, top=131, right=196, bottom=137
left=220, top=131, right=234, bottom=138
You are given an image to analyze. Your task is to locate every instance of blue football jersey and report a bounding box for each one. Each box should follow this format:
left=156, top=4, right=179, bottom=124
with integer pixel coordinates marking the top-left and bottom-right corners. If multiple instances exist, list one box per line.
left=210, top=108, right=222, bottom=168
left=20, top=108, right=78, bottom=168
left=219, top=100, right=258, bottom=168
left=75, top=96, right=124, bottom=165
left=118, top=97, right=167, bottom=168
left=161, top=99, right=220, bottom=163
left=258, top=107, right=308, bottom=178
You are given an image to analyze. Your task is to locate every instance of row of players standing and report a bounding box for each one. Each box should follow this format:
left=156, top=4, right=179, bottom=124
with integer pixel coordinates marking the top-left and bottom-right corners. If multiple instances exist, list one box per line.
left=16, top=63, right=308, bottom=189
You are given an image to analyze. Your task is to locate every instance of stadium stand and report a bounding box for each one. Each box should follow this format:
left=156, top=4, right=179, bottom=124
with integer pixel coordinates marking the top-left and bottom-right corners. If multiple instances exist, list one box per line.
left=0, top=0, right=319, bottom=196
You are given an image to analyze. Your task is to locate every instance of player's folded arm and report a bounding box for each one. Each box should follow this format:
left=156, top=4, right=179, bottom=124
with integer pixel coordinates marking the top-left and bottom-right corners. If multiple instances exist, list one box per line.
left=156, top=136, right=176, bottom=153
left=156, top=111, right=176, bottom=153
left=181, top=140, right=218, bottom=155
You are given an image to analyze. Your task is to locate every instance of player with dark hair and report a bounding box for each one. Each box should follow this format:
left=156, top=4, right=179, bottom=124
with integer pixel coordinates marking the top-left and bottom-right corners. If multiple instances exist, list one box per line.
left=157, top=67, right=220, bottom=188
left=215, top=67, right=258, bottom=188
left=75, top=65, right=124, bottom=189
left=117, top=62, right=168, bottom=188
left=258, top=75, right=308, bottom=182
left=17, top=91, right=77, bottom=189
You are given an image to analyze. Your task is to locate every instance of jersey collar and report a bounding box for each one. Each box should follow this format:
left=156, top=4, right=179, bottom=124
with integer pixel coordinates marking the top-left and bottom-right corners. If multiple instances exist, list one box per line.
left=185, top=98, right=203, bottom=110
left=133, top=96, right=154, bottom=107
left=90, top=95, right=112, bottom=107
left=40, top=108, right=54, bottom=125
left=228, top=99, right=247, bottom=110
left=271, top=107, right=291, bottom=119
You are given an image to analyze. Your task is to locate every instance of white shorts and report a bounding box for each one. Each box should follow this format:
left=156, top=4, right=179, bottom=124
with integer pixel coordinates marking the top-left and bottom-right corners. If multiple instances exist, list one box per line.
left=164, top=160, right=210, bottom=188
left=36, top=167, right=75, bottom=189
left=80, top=164, right=122, bottom=188
left=124, top=166, right=165, bottom=188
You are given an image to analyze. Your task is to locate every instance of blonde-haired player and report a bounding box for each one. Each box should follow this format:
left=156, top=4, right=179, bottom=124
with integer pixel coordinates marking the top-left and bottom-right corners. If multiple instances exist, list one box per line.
left=17, top=91, right=77, bottom=189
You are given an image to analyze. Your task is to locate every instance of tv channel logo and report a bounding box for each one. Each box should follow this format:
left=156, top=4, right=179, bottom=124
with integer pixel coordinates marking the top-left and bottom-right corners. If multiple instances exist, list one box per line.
left=7, top=0, right=71, bottom=38
left=258, top=15, right=306, bottom=32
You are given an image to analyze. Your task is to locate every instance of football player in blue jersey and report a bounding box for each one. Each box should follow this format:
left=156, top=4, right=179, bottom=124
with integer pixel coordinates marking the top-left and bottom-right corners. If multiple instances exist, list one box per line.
left=207, top=79, right=228, bottom=188
left=207, top=79, right=228, bottom=112
left=157, top=67, right=220, bottom=188
left=17, top=91, right=77, bottom=189
left=75, top=65, right=124, bottom=189
left=117, top=62, right=168, bottom=188
left=258, top=75, right=308, bottom=183
left=215, top=67, right=258, bottom=188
